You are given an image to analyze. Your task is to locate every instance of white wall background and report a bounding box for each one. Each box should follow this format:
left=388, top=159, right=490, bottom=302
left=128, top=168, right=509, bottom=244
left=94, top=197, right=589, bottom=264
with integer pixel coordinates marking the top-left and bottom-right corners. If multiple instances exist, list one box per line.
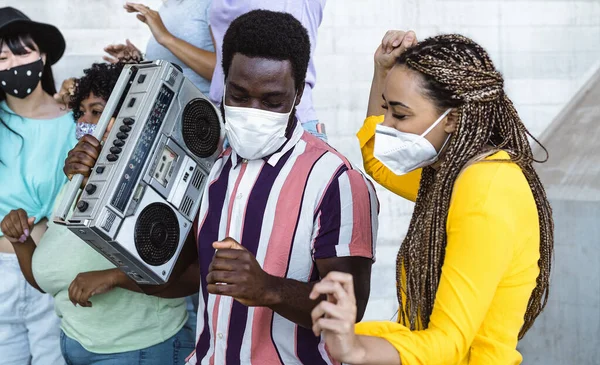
left=9, top=0, right=600, bottom=354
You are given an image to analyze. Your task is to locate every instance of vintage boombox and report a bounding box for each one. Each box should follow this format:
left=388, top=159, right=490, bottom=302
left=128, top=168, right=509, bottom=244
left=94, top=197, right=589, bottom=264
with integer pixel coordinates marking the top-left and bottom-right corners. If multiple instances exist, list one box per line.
left=54, top=60, right=223, bottom=284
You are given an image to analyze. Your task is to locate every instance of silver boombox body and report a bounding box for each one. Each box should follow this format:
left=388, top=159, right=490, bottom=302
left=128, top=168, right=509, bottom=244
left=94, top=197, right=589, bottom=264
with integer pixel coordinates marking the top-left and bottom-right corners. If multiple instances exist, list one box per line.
left=54, top=60, right=223, bottom=284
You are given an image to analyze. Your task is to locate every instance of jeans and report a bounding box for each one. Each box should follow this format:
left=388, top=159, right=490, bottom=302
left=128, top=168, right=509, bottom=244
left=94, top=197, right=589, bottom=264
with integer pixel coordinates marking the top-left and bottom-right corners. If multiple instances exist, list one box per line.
left=60, top=324, right=196, bottom=365
left=0, top=253, right=65, bottom=365
left=185, top=296, right=197, bottom=335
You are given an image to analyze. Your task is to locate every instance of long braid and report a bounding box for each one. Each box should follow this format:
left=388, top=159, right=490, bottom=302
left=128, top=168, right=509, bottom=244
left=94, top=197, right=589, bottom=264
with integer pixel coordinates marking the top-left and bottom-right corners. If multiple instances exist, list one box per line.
left=395, top=34, right=554, bottom=339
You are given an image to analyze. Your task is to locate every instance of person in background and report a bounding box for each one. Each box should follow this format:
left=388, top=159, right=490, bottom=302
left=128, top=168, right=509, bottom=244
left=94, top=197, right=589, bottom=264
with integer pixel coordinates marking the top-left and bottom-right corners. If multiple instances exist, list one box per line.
left=309, top=31, right=554, bottom=365
left=65, top=10, right=377, bottom=364
left=103, top=0, right=328, bottom=142
left=104, top=0, right=214, bottom=96
left=0, top=7, right=73, bottom=365
left=208, top=0, right=328, bottom=141
left=1, top=62, right=195, bottom=365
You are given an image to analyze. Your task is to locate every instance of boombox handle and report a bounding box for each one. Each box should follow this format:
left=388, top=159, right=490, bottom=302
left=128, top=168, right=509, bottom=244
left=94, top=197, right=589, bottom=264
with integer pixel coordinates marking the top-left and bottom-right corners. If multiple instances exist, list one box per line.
left=53, top=66, right=138, bottom=225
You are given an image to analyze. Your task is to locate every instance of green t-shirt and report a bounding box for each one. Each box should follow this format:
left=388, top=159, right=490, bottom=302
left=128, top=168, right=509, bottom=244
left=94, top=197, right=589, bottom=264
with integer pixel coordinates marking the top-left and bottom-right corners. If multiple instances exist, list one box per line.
left=32, top=187, right=188, bottom=354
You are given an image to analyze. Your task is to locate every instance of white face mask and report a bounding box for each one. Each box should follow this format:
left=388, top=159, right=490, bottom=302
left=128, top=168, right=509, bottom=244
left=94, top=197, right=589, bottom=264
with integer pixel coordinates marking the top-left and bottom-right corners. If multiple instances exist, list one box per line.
left=373, top=108, right=452, bottom=175
left=223, top=90, right=296, bottom=160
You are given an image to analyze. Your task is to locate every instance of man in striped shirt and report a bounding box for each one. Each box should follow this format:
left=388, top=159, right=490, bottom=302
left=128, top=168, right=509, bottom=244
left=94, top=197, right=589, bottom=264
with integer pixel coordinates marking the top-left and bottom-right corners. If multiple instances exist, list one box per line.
left=64, top=8, right=379, bottom=365
left=185, top=10, right=379, bottom=365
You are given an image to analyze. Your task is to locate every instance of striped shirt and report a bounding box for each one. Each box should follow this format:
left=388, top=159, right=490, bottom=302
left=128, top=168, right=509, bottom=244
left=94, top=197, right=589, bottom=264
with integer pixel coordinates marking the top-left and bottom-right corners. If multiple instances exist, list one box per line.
left=189, top=122, right=379, bottom=365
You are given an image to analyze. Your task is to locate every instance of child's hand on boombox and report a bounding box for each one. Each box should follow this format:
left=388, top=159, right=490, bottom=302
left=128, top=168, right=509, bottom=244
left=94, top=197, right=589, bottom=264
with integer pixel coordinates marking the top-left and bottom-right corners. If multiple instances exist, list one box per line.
left=64, top=117, right=115, bottom=187
left=64, top=135, right=102, bottom=187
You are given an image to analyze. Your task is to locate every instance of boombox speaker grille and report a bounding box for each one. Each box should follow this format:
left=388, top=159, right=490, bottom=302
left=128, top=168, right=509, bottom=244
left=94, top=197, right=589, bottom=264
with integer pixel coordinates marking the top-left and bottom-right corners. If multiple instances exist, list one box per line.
left=182, top=98, right=221, bottom=158
left=134, top=203, right=180, bottom=266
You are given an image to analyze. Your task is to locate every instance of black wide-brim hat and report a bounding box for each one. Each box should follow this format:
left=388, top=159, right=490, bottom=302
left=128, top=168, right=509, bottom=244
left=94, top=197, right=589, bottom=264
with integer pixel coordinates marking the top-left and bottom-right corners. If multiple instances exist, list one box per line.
left=0, top=7, right=66, bottom=65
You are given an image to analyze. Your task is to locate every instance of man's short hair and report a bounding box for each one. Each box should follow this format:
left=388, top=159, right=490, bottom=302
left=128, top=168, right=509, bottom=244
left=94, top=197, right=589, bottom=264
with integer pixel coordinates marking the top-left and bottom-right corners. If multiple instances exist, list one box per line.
left=222, top=9, right=311, bottom=89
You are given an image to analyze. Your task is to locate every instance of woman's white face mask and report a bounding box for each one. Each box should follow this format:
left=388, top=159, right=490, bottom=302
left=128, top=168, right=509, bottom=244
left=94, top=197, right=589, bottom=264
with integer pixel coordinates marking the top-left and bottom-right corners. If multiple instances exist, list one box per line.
left=223, top=87, right=296, bottom=160
left=373, top=108, right=452, bottom=175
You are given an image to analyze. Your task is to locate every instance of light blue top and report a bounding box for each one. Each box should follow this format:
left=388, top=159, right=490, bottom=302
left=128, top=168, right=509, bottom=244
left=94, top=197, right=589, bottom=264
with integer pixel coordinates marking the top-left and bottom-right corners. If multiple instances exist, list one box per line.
left=145, top=0, right=214, bottom=95
left=0, top=101, right=76, bottom=235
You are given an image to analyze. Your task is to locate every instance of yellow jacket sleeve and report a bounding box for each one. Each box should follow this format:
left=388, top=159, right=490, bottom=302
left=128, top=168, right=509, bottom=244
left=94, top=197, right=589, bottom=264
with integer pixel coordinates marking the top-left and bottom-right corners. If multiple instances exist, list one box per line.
left=355, top=158, right=536, bottom=365
left=357, top=115, right=421, bottom=202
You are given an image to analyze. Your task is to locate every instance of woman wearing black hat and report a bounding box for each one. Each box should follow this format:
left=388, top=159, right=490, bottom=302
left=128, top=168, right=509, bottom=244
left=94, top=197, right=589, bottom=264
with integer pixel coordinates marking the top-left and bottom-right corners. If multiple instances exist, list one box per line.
left=0, top=7, right=74, bottom=365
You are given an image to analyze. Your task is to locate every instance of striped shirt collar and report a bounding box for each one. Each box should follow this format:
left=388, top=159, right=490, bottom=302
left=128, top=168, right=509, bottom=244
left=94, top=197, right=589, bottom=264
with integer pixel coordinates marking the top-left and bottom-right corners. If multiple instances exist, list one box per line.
left=229, top=121, right=304, bottom=169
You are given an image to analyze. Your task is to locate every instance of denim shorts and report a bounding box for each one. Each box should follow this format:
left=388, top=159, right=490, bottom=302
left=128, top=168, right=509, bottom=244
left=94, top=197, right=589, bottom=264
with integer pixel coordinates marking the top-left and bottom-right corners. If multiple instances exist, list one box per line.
left=0, top=253, right=65, bottom=365
left=60, top=324, right=196, bottom=365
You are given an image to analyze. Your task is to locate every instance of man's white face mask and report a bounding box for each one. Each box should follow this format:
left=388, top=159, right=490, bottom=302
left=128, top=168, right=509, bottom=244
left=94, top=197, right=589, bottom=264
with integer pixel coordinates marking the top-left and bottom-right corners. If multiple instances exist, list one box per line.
left=373, top=108, right=452, bottom=175
left=223, top=87, right=296, bottom=160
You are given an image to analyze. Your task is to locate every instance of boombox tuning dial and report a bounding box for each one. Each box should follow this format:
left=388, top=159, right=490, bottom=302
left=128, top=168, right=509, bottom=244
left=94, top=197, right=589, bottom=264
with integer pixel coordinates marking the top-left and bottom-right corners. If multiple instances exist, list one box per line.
left=85, top=184, right=97, bottom=195
left=77, top=200, right=89, bottom=212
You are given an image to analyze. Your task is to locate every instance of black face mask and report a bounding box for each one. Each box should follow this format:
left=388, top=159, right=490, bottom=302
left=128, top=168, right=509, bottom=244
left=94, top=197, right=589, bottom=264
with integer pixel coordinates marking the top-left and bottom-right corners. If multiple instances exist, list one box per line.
left=0, top=58, right=44, bottom=99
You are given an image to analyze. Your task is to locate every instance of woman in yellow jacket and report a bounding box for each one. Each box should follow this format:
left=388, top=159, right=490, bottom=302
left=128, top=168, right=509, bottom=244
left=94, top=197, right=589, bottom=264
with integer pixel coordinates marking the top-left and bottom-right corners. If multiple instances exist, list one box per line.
left=309, top=31, right=554, bottom=365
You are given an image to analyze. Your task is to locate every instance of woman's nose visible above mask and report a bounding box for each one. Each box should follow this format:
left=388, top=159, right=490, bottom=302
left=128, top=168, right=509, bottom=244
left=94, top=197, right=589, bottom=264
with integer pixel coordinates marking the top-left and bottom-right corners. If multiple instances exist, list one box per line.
left=0, top=46, right=41, bottom=71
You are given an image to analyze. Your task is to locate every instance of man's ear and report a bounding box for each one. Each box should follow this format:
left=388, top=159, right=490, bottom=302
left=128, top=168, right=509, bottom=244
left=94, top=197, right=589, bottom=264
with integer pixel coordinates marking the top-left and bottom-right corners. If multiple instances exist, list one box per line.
left=443, top=109, right=459, bottom=133
left=294, top=83, right=305, bottom=106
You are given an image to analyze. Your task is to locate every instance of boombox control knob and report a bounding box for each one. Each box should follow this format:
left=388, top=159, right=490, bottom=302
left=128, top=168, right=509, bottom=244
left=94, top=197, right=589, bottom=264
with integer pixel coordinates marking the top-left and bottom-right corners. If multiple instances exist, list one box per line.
left=110, top=147, right=122, bottom=154
left=85, top=184, right=97, bottom=195
left=113, top=139, right=125, bottom=147
left=107, top=154, right=119, bottom=162
left=77, top=200, right=89, bottom=212
left=123, top=117, right=135, bottom=126
left=116, top=132, right=128, bottom=140
left=120, top=125, right=132, bottom=133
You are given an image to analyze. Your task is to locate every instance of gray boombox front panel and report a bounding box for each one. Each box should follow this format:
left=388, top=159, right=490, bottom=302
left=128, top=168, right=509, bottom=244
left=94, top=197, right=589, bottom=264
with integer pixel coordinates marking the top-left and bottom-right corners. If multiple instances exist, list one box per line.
left=67, top=60, right=223, bottom=284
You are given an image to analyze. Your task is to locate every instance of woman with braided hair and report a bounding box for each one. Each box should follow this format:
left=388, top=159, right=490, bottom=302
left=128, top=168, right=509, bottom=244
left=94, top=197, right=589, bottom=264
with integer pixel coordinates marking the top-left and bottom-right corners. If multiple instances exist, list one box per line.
left=309, top=30, right=554, bottom=365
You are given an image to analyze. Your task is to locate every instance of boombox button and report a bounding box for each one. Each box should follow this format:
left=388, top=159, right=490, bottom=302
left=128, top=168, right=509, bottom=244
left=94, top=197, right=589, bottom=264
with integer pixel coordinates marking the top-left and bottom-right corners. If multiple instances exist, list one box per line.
left=120, top=125, right=132, bottom=133
left=116, top=132, right=128, bottom=140
left=110, top=146, right=122, bottom=154
left=77, top=200, right=89, bottom=212
left=123, top=117, right=135, bottom=126
left=113, top=139, right=125, bottom=147
left=85, top=184, right=97, bottom=195
left=107, top=154, right=119, bottom=162
left=96, top=166, right=105, bottom=174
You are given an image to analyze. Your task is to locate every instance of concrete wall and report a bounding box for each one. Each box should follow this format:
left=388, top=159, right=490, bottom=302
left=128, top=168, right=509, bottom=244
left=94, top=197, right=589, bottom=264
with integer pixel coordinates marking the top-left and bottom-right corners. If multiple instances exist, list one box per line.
left=8, top=0, right=600, bottom=362
left=517, top=199, right=600, bottom=364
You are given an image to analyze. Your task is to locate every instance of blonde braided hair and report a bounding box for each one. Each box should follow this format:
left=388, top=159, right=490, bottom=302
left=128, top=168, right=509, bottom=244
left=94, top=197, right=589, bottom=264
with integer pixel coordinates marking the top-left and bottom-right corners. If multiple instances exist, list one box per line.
left=395, top=34, right=554, bottom=339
